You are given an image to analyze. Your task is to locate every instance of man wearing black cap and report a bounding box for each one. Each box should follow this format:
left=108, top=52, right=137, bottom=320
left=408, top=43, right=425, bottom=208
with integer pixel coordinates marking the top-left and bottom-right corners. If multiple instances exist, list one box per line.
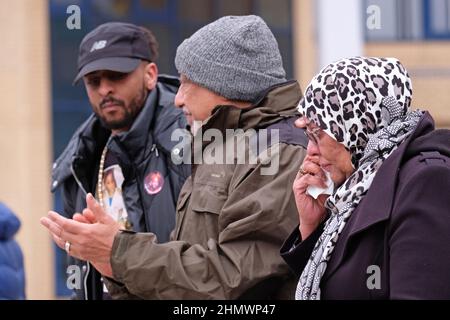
left=51, top=22, right=190, bottom=300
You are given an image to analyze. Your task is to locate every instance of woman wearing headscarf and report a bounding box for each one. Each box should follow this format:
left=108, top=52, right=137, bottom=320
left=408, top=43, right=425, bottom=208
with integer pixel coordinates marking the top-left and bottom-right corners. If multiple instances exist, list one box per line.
left=280, top=57, right=450, bottom=299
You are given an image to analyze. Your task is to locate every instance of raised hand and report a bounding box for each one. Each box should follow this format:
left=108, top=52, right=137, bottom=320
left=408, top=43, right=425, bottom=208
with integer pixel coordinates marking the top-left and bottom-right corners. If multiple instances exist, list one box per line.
left=40, top=193, right=120, bottom=272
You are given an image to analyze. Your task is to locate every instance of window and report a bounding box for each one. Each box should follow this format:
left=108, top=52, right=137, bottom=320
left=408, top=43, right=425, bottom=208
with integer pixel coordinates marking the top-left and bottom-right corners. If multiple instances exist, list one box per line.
left=364, top=0, right=450, bottom=40
left=424, top=0, right=450, bottom=38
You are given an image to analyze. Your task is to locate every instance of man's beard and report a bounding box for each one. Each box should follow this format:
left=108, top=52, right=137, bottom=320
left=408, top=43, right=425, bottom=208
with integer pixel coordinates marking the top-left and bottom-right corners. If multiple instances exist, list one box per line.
left=96, top=85, right=148, bottom=131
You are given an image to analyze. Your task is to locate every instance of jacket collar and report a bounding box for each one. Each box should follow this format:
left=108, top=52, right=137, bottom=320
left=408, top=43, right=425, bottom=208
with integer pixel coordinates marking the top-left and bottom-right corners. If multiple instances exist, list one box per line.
left=200, top=80, right=301, bottom=139
left=189, top=80, right=301, bottom=161
left=348, top=112, right=435, bottom=236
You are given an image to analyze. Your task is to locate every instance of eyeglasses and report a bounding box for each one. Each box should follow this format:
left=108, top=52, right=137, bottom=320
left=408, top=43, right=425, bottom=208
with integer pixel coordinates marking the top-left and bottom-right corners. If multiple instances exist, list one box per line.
left=304, top=126, right=322, bottom=145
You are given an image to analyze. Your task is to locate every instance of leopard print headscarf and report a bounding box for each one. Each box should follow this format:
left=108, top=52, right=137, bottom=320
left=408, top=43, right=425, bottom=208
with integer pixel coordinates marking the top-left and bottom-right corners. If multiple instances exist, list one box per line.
left=296, top=57, right=424, bottom=300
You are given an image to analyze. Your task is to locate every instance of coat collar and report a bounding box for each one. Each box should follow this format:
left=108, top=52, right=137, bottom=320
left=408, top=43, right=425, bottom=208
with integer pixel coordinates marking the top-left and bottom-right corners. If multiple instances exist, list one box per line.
left=348, top=112, right=435, bottom=236
left=197, top=81, right=302, bottom=147
left=188, top=81, right=302, bottom=167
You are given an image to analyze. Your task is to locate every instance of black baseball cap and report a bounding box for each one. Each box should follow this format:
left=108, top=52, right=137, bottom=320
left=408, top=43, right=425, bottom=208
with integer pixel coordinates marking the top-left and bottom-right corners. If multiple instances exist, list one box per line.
left=73, top=22, right=152, bottom=84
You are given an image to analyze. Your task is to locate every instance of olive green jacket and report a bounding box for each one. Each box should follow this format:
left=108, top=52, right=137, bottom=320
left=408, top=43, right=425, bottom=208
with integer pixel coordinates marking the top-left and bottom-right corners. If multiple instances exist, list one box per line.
left=105, top=81, right=307, bottom=299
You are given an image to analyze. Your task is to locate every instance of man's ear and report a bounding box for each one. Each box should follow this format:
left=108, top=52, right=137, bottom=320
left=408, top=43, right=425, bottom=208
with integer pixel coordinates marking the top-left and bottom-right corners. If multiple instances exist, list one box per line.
left=144, top=62, right=158, bottom=90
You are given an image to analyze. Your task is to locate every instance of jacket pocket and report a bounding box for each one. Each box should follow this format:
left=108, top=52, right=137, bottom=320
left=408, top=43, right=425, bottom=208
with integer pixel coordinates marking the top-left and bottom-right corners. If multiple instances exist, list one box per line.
left=187, top=182, right=228, bottom=244
left=176, top=182, right=192, bottom=213
left=190, top=182, right=228, bottom=215
left=172, top=177, right=192, bottom=240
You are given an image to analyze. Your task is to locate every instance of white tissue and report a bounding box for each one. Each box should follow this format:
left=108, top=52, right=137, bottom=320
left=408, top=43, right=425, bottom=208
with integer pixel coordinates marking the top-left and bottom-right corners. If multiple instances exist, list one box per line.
left=306, top=170, right=334, bottom=199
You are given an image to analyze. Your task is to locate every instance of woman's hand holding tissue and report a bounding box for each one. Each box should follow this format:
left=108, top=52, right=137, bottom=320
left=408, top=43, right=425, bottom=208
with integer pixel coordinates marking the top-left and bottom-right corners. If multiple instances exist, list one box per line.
left=293, top=155, right=332, bottom=240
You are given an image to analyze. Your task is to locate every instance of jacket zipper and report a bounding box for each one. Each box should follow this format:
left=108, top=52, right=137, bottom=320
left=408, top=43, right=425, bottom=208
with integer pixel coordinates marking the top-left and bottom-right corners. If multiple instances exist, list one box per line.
left=70, top=163, right=88, bottom=197
left=151, top=143, right=159, bottom=157
left=83, top=262, right=90, bottom=300
left=70, top=162, right=91, bottom=300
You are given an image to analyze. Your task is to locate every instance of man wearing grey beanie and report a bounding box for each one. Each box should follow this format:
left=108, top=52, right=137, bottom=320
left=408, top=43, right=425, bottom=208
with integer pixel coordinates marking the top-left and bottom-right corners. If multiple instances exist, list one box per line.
left=46, top=15, right=308, bottom=300
left=175, top=14, right=287, bottom=103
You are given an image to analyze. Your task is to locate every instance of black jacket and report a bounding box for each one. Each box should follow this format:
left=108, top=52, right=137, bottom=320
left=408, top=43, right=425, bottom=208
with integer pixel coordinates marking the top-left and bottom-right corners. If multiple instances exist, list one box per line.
left=52, top=75, right=191, bottom=299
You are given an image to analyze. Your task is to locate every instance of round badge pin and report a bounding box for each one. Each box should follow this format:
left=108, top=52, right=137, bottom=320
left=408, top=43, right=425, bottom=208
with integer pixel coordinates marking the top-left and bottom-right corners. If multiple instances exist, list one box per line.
left=144, top=171, right=164, bottom=195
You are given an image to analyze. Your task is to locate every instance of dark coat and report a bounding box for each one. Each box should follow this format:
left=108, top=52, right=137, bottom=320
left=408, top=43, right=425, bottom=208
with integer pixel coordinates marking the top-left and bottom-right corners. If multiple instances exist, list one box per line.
left=281, top=112, right=450, bottom=299
left=0, top=203, right=25, bottom=300
left=52, top=75, right=191, bottom=300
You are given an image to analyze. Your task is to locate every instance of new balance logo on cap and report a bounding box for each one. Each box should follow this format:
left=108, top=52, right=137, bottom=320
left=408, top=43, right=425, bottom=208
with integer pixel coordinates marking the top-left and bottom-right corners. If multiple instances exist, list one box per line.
left=90, top=40, right=107, bottom=52
left=74, top=22, right=153, bottom=84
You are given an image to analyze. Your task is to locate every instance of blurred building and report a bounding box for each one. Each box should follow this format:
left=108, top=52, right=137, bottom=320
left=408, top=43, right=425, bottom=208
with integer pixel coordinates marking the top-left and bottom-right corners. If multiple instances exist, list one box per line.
left=294, top=0, right=450, bottom=128
left=0, top=0, right=448, bottom=299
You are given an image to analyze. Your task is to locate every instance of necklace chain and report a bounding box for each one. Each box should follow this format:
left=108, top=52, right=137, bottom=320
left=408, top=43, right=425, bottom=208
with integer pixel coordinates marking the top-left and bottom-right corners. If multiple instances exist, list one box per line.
left=96, top=144, right=108, bottom=209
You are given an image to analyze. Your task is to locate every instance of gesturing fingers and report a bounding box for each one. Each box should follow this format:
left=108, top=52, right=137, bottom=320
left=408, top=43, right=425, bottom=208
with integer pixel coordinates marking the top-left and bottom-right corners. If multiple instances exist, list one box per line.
left=81, top=208, right=97, bottom=224
left=41, top=211, right=94, bottom=247
left=40, top=215, right=79, bottom=246
left=40, top=216, right=63, bottom=239
left=86, top=193, right=113, bottom=224
left=47, top=211, right=87, bottom=234
left=73, top=213, right=91, bottom=224
left=40, top=216, right=84, bottom=260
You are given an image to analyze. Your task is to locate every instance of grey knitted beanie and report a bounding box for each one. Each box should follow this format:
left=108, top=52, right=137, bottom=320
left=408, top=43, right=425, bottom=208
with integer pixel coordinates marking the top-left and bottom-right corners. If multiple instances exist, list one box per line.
left=175, top=15, right=287, bottom=102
